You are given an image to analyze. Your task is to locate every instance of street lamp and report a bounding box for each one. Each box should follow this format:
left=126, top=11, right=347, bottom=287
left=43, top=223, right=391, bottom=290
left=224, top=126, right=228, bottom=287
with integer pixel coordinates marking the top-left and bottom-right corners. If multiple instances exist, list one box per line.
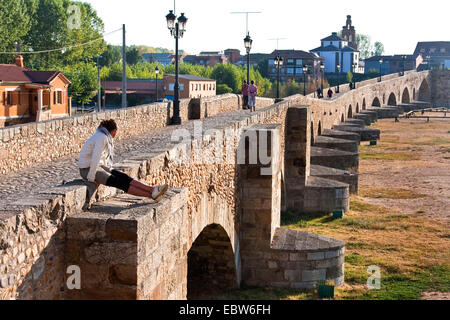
left=352, top=62, right=358, bottom=89
left=302, top=65, right=308, bottom=96
left=378, top=58, right=383, bottom=82
left=400, top=55, right=406, bottom=76
left=97, top=55, right=102, bottom=112
left=426, top=55, right=431, bottom=70
left=166, top=10, right=188, bottom=125
left=155, top=66, right=159, bottom=102
left=336, top=63, right=341, bottom=93
left=244, top=34, right=253, bottom=84
left=320, top=62, right=325, bottom=97
left=274, top=54, right=284, bottom=100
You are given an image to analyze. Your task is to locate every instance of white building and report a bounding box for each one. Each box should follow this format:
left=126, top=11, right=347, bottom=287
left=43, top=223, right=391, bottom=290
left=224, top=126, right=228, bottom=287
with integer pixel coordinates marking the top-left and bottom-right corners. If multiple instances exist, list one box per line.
left=311, top=32, right=360, bottom=74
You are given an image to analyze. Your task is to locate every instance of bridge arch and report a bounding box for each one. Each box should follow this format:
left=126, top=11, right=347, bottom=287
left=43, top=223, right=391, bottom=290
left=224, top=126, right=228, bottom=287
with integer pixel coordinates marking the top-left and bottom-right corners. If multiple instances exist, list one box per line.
left=388, top=93, right=397, bottom=106
left=413, top=88, right=416, bottom=101
left=341, top=114, right=345, bottom=123
left=318, top=121, right=322, bottom=136
left=356, top=103, right=360, bottom=114
left=348, top=105, right=353, bottom=118
left=372, top=97, right=381, bottom=107
left=362, top=98, right=366, bottom=110
left=402, top=88, right=411, bottom=104
left=418, top=79, right=431, bottom=101
left=311, top=122, right=315, bottom=145
left=187, top=223, right=238, bottom=299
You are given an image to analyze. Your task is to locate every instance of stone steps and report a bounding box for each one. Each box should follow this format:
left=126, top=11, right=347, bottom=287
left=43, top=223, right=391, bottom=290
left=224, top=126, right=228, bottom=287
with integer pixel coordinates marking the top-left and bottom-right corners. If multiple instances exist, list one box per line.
left=344, top=119, right=366, bottom=128
left=313, top=135, right=359, bottom=153
left=322, top=129, right=361, bottom=142
left=359, top=110, right=378, bottom=122
left=366, top=107, right=401, bottom=119
left=310, top=147, right=359, bottom=172
left=353, top=113, right=372, bottom=125
left=310, top=164, right=358, bottom=194
left=332, top=125, right=380, bottom=141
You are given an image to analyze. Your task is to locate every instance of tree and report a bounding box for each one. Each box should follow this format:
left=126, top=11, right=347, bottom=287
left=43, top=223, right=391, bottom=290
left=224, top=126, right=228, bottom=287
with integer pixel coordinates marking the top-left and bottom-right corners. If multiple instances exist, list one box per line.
left=126, top=45, right=142, bottom=65
left=346, top=72, right=353, bottom=83
left=0, top=0, right=32, bottom=63
left=216, top=84, right=233, bottom=94
left=62, top=62, right=98, bottom=104
left=356, top=34, right=372, bottom=60
left=100, top=45, right=122, bottom=67
left=23, top=0, right=105, bottom=69
left=374, top=42, right=385, bottom=56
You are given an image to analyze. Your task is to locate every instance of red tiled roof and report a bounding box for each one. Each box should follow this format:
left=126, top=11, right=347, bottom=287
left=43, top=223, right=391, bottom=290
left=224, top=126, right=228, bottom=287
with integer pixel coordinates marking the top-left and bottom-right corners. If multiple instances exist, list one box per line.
left=0, top=64, right=67, bottom=84
left=102, top=80, right=158, bottom=94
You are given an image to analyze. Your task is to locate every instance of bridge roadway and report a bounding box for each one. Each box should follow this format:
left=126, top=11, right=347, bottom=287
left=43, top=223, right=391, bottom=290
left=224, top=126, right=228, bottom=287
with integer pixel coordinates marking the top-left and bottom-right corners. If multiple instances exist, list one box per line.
left=0, top=108, right=266, bottom=211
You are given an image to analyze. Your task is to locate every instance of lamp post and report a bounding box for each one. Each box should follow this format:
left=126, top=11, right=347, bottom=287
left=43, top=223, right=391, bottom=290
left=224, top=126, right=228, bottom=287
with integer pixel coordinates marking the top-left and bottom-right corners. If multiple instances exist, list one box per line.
left=97, top=55, right=102, bottom=112
left=166, top=10, right=188, bottom=125
left=320, top=62, right=325, bottom=97
left=336, top=63, right=341, bottom=93
left=352, top=62, right=357, bottom=89
left=155, top=66, right=159, bottom=102
left=244, top=34, right=253, bottom=84
left=274, top=54, right=283, bottom=100
left=379, top=58, right=383, bottom=82
left=302, top=65, right=308, bottom=96
left=402, top=55, right=406, bottom=76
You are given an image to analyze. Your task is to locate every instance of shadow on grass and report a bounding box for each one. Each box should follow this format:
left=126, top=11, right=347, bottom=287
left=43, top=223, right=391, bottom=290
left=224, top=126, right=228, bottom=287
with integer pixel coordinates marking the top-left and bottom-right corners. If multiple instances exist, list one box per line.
left=281, top=209, right=335, bottom=228
left=212, top=284, right=316, bottom=300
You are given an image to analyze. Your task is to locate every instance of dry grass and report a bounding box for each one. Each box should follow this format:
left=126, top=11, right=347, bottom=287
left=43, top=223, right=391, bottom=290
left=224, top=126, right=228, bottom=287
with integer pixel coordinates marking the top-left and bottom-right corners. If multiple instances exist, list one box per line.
left=359, top=186, right=429, bottom=200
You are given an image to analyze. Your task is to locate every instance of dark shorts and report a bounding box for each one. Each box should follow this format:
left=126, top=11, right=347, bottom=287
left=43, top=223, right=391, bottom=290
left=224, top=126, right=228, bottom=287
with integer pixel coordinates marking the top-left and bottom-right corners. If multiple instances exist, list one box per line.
left=80, top=167, right=134, bottom=193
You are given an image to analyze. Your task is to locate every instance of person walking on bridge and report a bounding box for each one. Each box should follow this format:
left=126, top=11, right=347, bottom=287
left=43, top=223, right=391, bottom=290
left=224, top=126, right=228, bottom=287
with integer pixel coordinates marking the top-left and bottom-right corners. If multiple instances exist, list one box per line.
left=242, top=81, right=249, bottom=110
left=248, top=81, right=258, bottom=112
left=327, top=88, right=333, bottom=99
left=78, top=119, right=169, bottom=206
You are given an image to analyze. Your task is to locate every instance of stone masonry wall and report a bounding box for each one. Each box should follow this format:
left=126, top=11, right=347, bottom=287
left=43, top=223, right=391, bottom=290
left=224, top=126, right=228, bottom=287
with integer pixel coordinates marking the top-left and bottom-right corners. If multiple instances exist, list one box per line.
left=431, top=70, right=450, bottom=107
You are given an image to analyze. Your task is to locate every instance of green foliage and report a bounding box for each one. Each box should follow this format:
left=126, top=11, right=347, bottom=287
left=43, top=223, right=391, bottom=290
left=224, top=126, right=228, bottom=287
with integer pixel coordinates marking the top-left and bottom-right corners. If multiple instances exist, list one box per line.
left=0, top=0, right=33, bottom=63
left=126, top=45, right=142, bottom=65
left=346, top=72, right=353, bottom=83
left=62, top=62, right=98, bottom=104
left=356, top=34, right=385, bottom=60
left=216, top=84, right=233, bottom=94
left=100, top=45, right=122, bottom=67
left=374, top=42, right=385, bottom=56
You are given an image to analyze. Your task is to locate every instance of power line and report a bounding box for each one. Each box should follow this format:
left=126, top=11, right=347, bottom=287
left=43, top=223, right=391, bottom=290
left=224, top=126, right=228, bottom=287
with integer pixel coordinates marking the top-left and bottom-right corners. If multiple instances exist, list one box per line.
left=0, top=28, right=122, bottom=55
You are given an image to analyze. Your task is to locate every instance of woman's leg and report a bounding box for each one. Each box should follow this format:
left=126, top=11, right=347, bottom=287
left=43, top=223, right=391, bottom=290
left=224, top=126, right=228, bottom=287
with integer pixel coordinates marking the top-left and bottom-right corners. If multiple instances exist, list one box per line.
left=127, top=185, right=152, bottom=198
left=130, top=180, right=154, bottom=193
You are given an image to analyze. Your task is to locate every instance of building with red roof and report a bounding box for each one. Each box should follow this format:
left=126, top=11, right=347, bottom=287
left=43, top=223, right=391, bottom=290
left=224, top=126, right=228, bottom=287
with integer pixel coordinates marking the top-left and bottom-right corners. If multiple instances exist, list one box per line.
left=0, top=56, right=71, bottom=127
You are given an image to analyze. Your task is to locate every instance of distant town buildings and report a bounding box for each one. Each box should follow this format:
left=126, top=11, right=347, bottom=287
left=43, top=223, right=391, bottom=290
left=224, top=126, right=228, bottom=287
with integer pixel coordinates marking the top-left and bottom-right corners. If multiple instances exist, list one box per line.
left=164, top=74, right=216, bottom=99
left=311, top=32, right=360, bottom=74
left=102, top=78, right=163, bottom=104
left=224, top=49, right=241, bottom=64
left=413, top=42, right=450, bottom=70
left=0, top=56, right=71, bottom=127
left=267, top=50, right=324, bottom=84
left=142, top=53, right=174, bottom=66
left=364, top=55, right=423, bottom=75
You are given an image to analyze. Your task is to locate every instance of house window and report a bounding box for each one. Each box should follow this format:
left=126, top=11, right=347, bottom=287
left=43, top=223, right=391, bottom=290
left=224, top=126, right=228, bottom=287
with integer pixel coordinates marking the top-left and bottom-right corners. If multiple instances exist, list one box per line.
left=287, top=59, right=294, bottom=65
left=296, top=59, right=303, bottom=66
left=6, top=92, right=12, bottom=106
left=58, top=91, right=62, bottom=104
left=287, top=68, right=294, bottom=74
left=430, top=48, right=436, bottom=53
left=441, top=48, right=446, bottom=53
left=268, top=59, right=275, bottom=66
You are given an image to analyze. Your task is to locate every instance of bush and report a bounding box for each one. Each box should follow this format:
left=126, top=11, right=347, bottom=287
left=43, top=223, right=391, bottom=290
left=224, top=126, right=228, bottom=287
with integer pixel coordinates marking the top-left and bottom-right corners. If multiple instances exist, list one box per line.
left=217, top=84, right=233, bottom=94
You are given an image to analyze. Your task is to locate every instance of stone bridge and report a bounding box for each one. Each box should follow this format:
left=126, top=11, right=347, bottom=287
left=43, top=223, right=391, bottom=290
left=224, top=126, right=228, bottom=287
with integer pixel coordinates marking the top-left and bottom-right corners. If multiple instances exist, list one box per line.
left=0, top=70, right=446, bottom=300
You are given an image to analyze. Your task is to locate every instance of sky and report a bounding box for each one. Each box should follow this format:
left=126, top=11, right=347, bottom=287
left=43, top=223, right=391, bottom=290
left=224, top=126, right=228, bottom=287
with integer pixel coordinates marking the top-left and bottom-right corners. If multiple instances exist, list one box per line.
left=81, top=0, right=449, bottom=55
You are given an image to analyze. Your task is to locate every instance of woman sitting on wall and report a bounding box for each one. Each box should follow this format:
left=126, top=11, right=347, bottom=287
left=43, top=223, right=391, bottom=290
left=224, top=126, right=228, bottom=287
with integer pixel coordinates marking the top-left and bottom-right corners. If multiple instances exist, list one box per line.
left=78, top=119, right=168, bottom=204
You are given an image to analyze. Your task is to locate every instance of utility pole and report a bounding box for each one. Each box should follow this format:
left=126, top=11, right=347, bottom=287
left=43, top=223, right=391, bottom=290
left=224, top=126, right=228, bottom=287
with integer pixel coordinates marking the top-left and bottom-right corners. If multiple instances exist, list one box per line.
left=230, top=11, right=262, bottom=36
left=97, top=56, right=102, bottom=112
left=122, top=24, right=127, bottom=109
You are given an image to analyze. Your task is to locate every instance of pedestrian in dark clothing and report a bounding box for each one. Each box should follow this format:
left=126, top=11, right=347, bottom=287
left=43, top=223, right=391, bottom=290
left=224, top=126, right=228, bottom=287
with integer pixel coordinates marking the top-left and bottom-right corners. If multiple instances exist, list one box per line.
left=317, top=87, right=322, bottom=99
left=242, top=81, right=249, bottom=109
left=327, top=88, right=333, bottom=99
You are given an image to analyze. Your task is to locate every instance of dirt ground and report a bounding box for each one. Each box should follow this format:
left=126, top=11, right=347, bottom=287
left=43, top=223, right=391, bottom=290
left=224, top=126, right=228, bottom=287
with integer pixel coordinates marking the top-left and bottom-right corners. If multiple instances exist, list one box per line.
left=359, top=115, right=450, bottom=225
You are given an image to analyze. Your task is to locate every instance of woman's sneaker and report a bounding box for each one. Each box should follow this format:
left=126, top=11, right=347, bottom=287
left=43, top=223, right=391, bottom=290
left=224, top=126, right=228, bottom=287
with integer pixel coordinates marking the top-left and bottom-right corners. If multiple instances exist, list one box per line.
left=152, top=184, right=169, bottom=202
